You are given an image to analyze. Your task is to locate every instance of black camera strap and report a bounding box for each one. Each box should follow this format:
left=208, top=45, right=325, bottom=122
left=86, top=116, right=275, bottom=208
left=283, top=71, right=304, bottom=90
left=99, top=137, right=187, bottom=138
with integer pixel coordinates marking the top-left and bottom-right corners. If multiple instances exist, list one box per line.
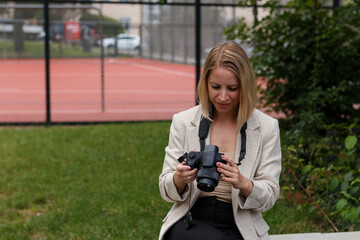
left=199, top=116, right=211, bottom=151
left=198, top=116, right=247, bottom=165
left=182, top=117, right=210, bottom=229
left=239, top=122, right=247, bottom=164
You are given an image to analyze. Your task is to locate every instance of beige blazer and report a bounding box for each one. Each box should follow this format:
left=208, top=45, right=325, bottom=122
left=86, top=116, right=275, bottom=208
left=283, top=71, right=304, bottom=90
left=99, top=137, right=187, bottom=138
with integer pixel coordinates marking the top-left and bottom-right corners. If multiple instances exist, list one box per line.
left=159, top=105, right=282, bottom=240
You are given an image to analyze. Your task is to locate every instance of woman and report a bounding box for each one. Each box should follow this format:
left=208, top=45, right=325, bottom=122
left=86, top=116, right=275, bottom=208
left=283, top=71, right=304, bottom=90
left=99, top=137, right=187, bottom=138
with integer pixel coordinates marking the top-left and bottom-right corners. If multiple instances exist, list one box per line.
left=159, top=42, right=281, bottom=240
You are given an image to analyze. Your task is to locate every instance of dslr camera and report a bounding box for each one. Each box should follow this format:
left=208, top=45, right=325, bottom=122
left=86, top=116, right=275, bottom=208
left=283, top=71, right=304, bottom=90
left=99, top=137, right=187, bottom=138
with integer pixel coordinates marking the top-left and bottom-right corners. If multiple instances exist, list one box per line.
left=178, top=145, right=226, bottom=192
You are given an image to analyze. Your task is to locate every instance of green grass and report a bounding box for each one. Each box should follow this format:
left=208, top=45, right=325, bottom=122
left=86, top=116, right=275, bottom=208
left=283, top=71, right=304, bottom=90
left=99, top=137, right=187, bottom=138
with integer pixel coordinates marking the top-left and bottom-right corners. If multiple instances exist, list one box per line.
left=1, top=40, right=128, bottom=59
left=264, top=198, right=329, bottom=235
left=0, top=123, right=329, bottom=239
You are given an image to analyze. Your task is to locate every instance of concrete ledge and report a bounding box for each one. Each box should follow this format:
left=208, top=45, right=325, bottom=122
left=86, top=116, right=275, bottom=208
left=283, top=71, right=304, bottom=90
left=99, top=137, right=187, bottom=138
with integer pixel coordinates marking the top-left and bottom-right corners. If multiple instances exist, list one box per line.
left=270, top=231, right=360, bottom=240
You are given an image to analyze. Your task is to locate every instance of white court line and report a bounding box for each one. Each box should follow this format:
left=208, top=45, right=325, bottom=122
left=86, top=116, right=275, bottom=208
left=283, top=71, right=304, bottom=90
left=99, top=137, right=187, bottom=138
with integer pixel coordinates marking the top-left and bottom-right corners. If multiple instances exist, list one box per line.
left=129, top=62, right=194, bottom=78
left=0, top=89, right=194, bottom=95
left=1, top=59, right=195, bottom=78
left=0, top=59, right=99, bottom=65
left=0, top=72, right=44, bottom=76
left=0, top=110, right=46, bottom=114
left=105, top=72, right=176, bottom=76
left=106, top=108, right=187, bottom=113
left=0, top=100, right=192, bottom=105
left=1, top=68, right=191, bottom=77
left=0, top=108, right=187, bottom=114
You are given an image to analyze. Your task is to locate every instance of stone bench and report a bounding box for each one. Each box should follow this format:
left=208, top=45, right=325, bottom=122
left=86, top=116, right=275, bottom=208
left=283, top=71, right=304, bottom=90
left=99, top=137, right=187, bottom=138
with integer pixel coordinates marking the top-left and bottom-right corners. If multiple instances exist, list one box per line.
left=270, top=231, right=360, bottom=240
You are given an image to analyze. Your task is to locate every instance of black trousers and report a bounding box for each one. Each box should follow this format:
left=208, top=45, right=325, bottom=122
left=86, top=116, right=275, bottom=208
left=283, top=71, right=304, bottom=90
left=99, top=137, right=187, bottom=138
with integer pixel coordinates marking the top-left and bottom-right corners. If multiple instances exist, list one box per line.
left=164, top=197, right=244, bottom=240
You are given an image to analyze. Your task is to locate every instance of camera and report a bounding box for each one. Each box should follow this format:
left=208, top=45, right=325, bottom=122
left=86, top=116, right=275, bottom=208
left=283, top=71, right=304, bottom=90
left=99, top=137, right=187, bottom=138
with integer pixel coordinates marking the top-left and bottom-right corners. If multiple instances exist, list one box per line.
left=178, top=145, right=226, bottom=192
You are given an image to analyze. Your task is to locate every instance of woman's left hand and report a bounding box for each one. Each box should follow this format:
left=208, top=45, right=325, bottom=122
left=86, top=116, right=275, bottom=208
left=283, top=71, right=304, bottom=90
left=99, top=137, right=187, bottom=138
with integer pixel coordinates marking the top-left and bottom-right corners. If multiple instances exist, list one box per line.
left=216, top=154, right=254, bottom=198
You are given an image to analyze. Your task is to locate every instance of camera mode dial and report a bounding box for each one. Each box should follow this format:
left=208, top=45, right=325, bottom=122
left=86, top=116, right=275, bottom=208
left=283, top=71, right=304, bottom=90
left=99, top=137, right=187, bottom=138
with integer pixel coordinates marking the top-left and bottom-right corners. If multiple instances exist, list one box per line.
left=188, top=152, right=196, bottom=159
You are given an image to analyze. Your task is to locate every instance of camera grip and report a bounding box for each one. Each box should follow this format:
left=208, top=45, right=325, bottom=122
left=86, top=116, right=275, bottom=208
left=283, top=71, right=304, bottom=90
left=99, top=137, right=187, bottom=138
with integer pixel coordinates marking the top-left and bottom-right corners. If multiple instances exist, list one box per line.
left=177, top=153, right=188, bottom=163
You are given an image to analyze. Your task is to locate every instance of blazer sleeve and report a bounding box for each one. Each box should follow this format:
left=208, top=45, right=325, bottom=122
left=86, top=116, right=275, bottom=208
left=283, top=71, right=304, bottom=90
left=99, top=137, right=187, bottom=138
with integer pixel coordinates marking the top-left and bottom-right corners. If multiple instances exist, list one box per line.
left=159, top=113, right=191, bottom=202
left=238, top=118, right=282, bottom=212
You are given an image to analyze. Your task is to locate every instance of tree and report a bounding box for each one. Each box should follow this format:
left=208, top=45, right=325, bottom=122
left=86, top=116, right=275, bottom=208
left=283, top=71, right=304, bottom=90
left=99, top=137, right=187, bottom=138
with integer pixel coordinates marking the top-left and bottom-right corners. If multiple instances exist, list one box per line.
left=225, top=0, right=360, bottom=131
left=225, top=0, right=360, bottom=231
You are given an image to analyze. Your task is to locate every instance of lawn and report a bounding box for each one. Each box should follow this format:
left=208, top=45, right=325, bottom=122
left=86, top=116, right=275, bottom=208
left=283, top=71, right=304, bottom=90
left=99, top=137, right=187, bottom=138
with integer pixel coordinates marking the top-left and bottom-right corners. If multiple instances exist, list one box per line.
left=0, top=122, right=329, bottom=239
left=1, top=40, right=129, bottom=59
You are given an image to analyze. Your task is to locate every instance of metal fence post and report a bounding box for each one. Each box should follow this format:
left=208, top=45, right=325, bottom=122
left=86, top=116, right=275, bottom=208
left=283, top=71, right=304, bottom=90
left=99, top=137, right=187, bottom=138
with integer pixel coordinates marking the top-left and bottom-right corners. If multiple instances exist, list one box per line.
left=114, top=25, right=119, bottom=56
left=44, top=0, right=51, bottom=125
left=195, top=0, right=201, bottom=105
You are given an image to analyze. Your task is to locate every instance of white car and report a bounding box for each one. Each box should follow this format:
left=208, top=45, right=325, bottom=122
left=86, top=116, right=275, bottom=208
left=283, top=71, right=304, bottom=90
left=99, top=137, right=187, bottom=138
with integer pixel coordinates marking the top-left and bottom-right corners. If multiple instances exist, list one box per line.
left=98, top=33, right=140, bottom=50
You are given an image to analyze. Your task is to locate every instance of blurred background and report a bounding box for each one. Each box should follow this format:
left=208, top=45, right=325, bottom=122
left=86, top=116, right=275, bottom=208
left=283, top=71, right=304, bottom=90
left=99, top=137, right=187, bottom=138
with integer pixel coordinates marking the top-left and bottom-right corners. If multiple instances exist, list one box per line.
left=0, top=0, right=266, bottom=124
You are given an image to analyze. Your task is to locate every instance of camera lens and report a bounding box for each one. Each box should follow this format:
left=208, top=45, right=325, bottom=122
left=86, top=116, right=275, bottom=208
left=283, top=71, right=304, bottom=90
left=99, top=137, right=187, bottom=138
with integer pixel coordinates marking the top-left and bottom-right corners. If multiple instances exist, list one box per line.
left=197, top=178, right=216, bottom=192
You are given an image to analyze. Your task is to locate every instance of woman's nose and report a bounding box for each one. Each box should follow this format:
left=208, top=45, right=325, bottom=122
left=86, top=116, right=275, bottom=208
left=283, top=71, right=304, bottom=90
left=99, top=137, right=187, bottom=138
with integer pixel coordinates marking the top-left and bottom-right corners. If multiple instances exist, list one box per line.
left=219, top=89, right=228, bottom=101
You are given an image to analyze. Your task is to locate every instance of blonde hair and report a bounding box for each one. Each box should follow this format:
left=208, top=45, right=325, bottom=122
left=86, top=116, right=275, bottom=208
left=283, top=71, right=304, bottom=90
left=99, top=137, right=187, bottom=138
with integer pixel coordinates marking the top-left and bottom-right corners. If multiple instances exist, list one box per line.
left=197, top=42, right=257, bottom=130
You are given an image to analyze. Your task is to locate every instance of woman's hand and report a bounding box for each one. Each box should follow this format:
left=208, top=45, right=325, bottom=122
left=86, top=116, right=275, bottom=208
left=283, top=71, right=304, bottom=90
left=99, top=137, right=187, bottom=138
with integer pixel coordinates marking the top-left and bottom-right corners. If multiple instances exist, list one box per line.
left=216, top=155, right=254, bottom=198
left=173, top=161, right=198, bottom=195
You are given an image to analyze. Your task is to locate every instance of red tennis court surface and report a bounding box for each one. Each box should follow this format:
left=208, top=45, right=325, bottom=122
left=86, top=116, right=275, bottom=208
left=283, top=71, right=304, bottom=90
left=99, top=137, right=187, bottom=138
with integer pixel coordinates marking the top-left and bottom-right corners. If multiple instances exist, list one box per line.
left=0, top=58, right=284, bottom=123
left=0, top=58, right=196, bottom=123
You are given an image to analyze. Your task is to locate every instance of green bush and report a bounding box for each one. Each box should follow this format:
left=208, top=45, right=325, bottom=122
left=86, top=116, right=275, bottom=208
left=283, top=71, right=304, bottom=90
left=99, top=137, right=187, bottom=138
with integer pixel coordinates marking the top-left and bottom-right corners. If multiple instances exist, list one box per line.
left=225, top=0, right=360, bottom=128
left=225, top=0, right=360, bottom=231
left=80, top=12, right=124, bottom=38
left=281, top=121, right=360, bottom=231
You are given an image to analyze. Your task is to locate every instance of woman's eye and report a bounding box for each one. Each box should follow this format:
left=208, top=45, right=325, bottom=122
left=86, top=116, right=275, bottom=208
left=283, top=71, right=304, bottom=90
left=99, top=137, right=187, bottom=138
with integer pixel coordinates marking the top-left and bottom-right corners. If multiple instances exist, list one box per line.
left=211, top=85, right=220, bottom=89
left=228, top=87, right=238, bottom=91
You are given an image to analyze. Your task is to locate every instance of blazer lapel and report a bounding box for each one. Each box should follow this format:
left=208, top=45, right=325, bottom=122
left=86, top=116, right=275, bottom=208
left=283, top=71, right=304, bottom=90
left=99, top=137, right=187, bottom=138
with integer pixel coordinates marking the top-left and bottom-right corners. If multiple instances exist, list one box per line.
left=186, top=108, right=203, bottom=152
left=186, top=107, right=203, bottom=201
left=232, top=111, right=261, bottom=199
left=237, top=112, right=261, bottom=178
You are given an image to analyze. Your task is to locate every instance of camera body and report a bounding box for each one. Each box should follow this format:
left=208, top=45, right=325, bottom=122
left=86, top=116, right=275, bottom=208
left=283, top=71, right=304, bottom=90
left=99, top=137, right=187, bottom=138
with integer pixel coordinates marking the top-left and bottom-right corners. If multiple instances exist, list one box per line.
left=179, top=145, right=226, bottom=192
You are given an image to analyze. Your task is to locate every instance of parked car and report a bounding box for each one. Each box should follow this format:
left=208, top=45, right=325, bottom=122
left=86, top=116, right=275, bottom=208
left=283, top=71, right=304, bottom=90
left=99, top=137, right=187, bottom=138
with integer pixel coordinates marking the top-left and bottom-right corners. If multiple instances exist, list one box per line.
left=98, top=33, right=140, bottom=50
left=36, top=22, right=65, bottom=41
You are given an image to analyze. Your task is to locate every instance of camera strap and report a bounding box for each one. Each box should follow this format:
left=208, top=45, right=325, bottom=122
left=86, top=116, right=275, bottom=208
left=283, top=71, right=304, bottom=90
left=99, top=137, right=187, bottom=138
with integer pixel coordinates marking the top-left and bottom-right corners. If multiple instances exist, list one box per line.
left=182, top=117, right=210, bottom=230
left=198, top=116, right=247, bottom=165
left=199, top=116, right=211, bottom=151
left=239, top=122, right=247, bottom=164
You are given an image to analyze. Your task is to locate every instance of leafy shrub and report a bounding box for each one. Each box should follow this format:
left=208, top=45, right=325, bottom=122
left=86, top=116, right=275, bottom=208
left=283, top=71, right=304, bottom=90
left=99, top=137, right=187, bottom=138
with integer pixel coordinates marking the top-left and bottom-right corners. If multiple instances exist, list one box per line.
left=80, top=12, right=124, bottom=37
left=225, top=0, right=360, bottom=129
left=225, top=0, right=360, bottom=231
left=281, top=120, right=360, bottom=231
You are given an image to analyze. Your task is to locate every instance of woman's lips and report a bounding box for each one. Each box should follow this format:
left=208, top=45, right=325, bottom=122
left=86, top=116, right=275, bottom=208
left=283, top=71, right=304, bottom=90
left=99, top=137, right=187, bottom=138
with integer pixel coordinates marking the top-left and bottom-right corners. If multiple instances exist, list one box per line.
left=217, top=102, right=230, bottom=108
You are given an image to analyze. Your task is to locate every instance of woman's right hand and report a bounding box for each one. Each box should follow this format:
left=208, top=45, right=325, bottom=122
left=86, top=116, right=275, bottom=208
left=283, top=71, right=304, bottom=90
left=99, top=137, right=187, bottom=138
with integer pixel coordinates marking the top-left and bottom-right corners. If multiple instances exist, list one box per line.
left=173, top=161, right=198, bottom=194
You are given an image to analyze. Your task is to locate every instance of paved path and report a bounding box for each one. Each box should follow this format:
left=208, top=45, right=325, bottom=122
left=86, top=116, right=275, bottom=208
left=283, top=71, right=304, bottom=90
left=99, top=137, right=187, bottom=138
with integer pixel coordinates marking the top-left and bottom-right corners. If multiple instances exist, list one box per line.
left=270, top=231, right=360, bottom=240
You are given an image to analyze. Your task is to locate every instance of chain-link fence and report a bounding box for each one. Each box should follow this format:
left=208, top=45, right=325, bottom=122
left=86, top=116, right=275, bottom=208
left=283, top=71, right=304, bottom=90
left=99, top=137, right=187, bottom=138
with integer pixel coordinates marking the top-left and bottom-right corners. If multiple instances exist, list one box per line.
left=0, top=0, right=288, bottom=124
